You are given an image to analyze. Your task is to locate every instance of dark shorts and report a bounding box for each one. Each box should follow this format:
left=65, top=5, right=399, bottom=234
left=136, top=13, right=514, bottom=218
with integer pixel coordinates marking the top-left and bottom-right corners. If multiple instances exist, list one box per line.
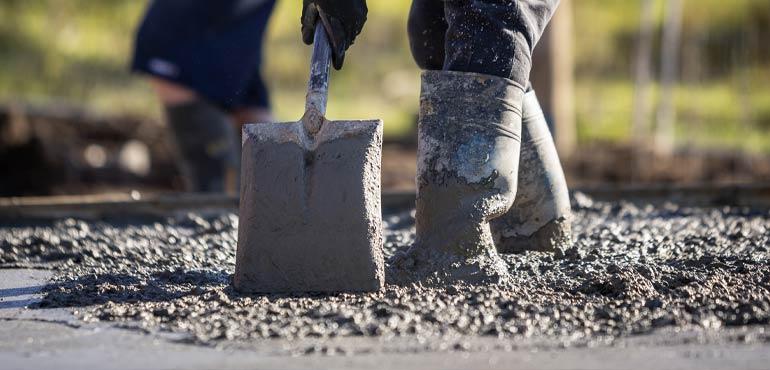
left=131, top=0, right=276, bottom=111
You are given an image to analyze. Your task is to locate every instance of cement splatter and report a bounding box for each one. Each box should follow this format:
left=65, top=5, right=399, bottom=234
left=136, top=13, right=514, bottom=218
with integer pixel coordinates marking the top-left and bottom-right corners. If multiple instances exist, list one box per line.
left=1, top=193, right=769, bottom=350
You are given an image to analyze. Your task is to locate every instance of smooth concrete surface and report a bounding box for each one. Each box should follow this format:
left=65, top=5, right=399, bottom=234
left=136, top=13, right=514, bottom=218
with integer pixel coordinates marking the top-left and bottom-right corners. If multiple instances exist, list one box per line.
left=2, top=268, right=769, bottom=370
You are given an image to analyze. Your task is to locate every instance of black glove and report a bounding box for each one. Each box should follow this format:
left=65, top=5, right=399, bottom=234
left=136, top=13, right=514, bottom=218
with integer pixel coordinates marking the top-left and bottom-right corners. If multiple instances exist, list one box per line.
left=301, top=0, right=367, bottom=70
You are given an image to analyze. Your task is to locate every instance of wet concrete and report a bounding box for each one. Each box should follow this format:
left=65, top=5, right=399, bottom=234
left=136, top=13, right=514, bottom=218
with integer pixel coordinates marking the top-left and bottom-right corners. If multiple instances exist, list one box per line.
left=1, top=193, right=769, bottom=353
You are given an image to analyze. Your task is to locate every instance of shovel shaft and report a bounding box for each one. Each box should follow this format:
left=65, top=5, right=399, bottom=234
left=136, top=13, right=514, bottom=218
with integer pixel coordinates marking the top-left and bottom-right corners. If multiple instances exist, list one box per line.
left=305, top=22, right=332, bottom=116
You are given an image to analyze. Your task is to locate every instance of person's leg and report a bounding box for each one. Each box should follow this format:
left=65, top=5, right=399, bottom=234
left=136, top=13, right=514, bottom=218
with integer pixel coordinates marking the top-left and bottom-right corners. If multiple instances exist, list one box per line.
left=490, top=89, right=572, bottom=253
left=400, top=0, right=560, bottom=284
left=230, top=107, right=275, bottom=128
left=226, top=0, right=277, bottom=192
left=231, top=0, right=277, bottom=129
left=440, top=0, right=573, bottom=253
left=151, top=78, right=238, bottom=193
left=443, top=0, right=560, bottom=84
left=230, top=61, right=276, bottom=130
left=150, top=78, right=198, bottom=105
left=407, top=0, right=447, bottom=70
left=132, top=0, right=257, bottom=194
left=227, top=105, right=274, bottom=193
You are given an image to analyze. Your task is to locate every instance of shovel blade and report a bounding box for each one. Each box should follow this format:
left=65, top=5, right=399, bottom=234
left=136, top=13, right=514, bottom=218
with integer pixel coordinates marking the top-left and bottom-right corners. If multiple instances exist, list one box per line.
left=234, top=119, right=384, bottom=293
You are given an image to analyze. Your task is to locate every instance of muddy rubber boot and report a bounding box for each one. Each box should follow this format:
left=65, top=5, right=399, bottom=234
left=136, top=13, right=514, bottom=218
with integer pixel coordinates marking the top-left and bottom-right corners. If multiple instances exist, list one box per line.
left=166, top=100, right=239, bottom=193
left=490, top=91, right=572, bottom=253
left=392, top=70, right=524, bottom=286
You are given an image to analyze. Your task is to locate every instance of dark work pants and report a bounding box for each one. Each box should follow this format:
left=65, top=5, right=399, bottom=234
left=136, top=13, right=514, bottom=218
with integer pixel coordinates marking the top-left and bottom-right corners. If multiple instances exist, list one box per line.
left=407, top=0, right=559, bottom=87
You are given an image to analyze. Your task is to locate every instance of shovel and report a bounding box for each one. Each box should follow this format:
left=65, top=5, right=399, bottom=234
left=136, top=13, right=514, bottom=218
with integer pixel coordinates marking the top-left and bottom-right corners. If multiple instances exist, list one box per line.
left=234, top=21, right=384, bottom=293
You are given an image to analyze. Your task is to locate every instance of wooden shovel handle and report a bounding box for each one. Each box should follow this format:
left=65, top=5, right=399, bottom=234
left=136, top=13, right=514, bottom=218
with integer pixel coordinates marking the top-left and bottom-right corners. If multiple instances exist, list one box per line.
left=305, top=20, right=332, bottom=116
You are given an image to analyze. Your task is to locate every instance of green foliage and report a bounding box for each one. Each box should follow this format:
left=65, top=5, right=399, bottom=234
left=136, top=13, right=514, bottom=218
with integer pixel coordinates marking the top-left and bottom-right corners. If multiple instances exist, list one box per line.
left=0, top=0, right=769, bottom=150
left=576, top=78, right=770, bottom=152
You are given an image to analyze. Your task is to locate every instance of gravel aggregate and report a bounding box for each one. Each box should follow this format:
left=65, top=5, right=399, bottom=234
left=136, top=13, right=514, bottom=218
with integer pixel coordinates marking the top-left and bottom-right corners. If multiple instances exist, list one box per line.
left=1, top=192, right=769, bottom=350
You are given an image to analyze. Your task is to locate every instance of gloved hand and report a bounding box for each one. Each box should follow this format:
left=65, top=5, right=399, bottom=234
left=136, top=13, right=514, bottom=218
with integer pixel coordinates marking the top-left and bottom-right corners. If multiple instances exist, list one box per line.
left=301, top=0, right=367, bottom=70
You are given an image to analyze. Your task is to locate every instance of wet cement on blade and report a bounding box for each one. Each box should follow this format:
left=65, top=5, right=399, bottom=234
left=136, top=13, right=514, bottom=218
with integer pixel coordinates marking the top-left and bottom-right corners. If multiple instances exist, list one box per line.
left=235, top=121, right=384, bottom=293
left=1, top=193, right=769, bottom=351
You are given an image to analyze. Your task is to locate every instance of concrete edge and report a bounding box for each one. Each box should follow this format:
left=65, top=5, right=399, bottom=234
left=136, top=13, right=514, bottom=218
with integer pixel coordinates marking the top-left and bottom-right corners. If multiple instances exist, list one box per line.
left=1, top=183, right=769, bottom=220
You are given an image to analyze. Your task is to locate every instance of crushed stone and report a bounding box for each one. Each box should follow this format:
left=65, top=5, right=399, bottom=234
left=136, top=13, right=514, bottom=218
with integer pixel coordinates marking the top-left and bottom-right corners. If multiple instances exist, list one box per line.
left=1, top=192, right=769, bottom=349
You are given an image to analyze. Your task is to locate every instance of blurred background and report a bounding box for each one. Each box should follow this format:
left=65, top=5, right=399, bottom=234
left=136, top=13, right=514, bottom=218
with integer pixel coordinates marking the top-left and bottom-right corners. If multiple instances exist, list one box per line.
left=1, top=0, right=769, bottom=196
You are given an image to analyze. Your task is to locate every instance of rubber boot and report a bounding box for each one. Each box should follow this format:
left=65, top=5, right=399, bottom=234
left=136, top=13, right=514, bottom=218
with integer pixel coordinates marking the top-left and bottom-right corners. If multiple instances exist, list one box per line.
left=165, top=100, right=239, bottom=193
left=490, top=90, right=572, bottom=253
left=392, top=70, right=524, bottom=286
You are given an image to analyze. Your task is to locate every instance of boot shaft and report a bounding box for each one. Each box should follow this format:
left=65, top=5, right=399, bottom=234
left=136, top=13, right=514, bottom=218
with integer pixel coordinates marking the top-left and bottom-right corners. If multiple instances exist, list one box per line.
left=415, top=70, right=524, bottom=258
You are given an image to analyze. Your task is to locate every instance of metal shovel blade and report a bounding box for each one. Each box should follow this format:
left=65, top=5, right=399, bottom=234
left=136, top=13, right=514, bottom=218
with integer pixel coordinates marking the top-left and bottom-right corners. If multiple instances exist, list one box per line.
left=233, top=20, right=384, bottom=293
left=234, top=118, right=384, bottom=293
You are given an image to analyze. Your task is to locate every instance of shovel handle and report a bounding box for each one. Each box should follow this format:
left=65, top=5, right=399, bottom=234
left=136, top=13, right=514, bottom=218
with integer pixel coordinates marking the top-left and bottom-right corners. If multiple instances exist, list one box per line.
left=305, top=21, right=332, bottom=116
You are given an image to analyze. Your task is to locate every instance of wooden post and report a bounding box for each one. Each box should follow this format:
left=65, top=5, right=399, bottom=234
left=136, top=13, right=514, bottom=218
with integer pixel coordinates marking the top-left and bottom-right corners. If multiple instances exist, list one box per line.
left=631, top=0, right=656, bottom=146
left=655, top=0, right=684, bottom=154
left=531, top=0, right=576, bottom=156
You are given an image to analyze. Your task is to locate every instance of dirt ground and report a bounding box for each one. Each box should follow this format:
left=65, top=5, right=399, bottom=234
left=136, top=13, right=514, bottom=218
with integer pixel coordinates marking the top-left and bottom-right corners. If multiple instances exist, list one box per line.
left=2, top=103, right=770, bottom=196
left=1, top=193, right=769, bottom=367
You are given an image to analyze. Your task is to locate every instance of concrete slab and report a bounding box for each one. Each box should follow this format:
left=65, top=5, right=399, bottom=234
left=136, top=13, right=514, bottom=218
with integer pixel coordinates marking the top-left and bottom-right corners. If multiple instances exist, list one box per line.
left=0, top=269, right=53, bottom=317
left=2, top=319, right=770, bottom=370
left=2, top=269, right=770, bottom=370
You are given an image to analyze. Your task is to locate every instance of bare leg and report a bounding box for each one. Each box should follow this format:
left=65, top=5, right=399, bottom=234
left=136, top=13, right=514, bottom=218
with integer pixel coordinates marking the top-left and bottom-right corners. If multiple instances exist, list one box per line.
left=150, top=78, right=198, bottom=105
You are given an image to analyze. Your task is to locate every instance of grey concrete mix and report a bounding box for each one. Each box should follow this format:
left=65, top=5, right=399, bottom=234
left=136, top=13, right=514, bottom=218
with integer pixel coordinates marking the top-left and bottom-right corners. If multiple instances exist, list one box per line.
left=1, top=193, right=770, bottom=368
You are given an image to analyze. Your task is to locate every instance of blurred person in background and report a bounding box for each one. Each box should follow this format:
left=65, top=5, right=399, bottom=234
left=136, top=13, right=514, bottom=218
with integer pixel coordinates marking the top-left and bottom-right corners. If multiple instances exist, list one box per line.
left=132, top=0, right=276, bottom=193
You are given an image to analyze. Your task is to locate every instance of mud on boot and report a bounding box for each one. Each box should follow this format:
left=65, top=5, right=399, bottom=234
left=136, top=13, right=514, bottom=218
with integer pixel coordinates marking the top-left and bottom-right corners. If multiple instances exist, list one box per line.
left=392, top=70, right=524, bottom=286
left=490, top=90, right=572, bottom=254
